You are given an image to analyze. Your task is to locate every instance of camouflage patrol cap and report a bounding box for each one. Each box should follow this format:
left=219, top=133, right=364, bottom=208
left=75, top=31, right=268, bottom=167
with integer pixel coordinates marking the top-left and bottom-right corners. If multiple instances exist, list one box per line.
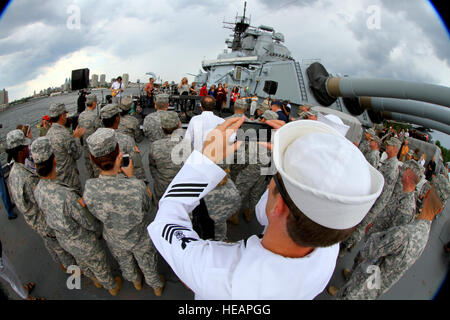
left=256, top=103, right=269, bottom=113
left=366, top=128, right=376, bottom=137
left=49, top=103, right=67, bottom=117
left=155, top=93, right=170, bottom=104
left=6, top=129, right=31, bottom=150
left=87, top=128, right=117, bottom=157
left=234, top=98, right=248, bottom=110
left=386, top=137, right=402, bottom=149
left=119, top=97, right=133, bottom=111
left=86, top=94, right=97, bottom=105
left=160, top=111, right=180, bottom=129
left=431, top=174, right=450, bottom=203
left=31, top=137, right=53, bottom=164
left=100, top=104, right=120, bottom=119
left=403, top=160, right=424, bottom=182
left=262, top=110, right=279, bottom=120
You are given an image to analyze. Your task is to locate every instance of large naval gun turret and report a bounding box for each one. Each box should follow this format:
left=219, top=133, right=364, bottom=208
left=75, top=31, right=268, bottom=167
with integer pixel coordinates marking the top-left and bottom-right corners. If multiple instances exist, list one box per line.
left=195, top=2, right=450, bottom=134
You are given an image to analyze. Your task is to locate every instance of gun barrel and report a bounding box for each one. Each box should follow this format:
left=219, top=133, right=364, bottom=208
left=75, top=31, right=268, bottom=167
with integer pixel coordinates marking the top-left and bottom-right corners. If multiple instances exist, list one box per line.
left=381, top=111, right=450, bottom=135
left=359, top=97, right=450, bottom=126
left=327, top=77, right=450, bottom=108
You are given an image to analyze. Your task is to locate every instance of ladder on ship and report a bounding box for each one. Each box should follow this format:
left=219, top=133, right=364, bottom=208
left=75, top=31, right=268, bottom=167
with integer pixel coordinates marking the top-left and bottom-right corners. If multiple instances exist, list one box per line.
left=294, top=61, right=308, bottom=102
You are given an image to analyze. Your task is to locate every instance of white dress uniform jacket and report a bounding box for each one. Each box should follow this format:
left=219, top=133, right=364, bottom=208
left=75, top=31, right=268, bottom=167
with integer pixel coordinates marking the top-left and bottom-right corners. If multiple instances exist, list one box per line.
left=148, top=150, right=339, bottom=300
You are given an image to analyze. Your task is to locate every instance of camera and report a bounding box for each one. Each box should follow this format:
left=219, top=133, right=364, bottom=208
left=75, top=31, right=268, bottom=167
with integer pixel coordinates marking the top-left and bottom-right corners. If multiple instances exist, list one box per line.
left=237, top=121, right=273, bottom=142
left=121, top=154, right=130, bottom=167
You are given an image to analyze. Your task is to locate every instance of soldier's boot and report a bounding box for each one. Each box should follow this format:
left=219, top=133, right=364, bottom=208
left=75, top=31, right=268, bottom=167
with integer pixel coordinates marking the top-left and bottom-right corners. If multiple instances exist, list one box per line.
left=133, top=273, right=143, bottom=291
left=327, top=286, right=340, bottom=296
left=91, top=277, right=103, bottom=289
left=227, top=211, right=240, bottom=225
left=243, top=208, right=254, bottom=223
left=109, top=277, right=122, bottom=296
left=343, top=268, right=351, bottom=281
left=153, top=275, right=166, bottom=297
left=59, top=264, right=67, bottom=273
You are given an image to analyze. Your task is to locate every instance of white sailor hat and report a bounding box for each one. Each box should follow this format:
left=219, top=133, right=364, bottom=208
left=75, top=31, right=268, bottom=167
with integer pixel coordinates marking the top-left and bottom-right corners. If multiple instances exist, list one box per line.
left=317, top=113, right=350, bottom=137
left=273, top=120, right=384, bottom=230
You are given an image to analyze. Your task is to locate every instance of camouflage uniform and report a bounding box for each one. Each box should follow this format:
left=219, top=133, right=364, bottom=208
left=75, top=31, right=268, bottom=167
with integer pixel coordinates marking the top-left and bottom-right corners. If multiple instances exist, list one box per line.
left=367, top=191, right=416, bottom=236
left=78, top=108, right=102, bottom=179
left=83, top=128, right=163, bottom=289
left=342, top=156, right=400, bottom=251
left=358, top=139, right=370, bottom=156
left=204, top=172, right=241, bottom=241
left=115, top=131, right=146, bottom=181
left=337, top=219, right=432, bottom=300
left=8, top=162, right=76, bottom=268
left=365, top=149, right=380, bottom=168
left=116, top=97, right=142, bottom=143
left=142, top=110, right=167, bottom=144
left=6, top=130, right=75, bottom=268
left=118, top=114, right=143, bottom=143
left=148, top=128, right=188, bottom=203
left=46, top=123, right=83, bottom=192
left=31, top=137, right=116, bottom=289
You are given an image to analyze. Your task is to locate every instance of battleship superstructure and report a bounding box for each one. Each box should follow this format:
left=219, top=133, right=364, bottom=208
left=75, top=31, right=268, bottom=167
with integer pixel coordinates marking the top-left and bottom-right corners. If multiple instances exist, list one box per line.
left=195, top=3, right=450, bottom=133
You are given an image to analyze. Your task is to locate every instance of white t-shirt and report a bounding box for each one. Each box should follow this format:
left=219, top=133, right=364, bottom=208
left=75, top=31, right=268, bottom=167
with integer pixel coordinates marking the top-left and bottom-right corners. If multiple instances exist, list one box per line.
left=184, top=111, right=225, bottom=152
left=111, top=81, right=124, bottom=97
left=148, top=150, right=340, bottom=300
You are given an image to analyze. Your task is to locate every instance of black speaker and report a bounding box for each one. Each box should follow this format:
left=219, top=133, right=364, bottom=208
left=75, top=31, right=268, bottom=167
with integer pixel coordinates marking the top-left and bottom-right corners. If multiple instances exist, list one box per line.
left=263, top=80, right=278, bottom=95
left=71, top=68, right=90, bottom=90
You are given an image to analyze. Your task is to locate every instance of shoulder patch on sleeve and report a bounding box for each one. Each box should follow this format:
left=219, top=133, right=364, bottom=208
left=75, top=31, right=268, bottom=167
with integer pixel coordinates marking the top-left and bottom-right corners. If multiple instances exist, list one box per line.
left=135, top=146, right=140, bottom=153
left=78, top=197, right=86, bottom=207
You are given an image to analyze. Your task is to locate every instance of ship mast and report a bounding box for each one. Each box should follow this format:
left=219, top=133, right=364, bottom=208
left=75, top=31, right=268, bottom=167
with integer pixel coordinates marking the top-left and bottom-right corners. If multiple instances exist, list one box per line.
left=224, top=1, right=250, bottom=52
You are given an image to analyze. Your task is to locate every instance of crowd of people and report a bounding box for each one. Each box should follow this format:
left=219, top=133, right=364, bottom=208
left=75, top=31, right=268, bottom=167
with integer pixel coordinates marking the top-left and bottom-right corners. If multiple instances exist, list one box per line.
left=0, top=87, right=449, bottom=300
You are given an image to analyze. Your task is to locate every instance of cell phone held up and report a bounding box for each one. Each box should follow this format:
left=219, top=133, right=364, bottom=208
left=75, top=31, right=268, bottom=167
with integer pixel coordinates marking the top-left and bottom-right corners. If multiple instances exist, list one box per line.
left=121, top=154, right=130, bottom=167
left=236, top=121, right=273, bottom=142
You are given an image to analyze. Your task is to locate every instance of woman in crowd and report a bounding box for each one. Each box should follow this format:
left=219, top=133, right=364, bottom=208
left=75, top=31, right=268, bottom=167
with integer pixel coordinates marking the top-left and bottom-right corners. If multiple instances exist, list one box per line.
left=178, top=77, right=190, bottom=113
left=216, top=83, right=226, bottom=112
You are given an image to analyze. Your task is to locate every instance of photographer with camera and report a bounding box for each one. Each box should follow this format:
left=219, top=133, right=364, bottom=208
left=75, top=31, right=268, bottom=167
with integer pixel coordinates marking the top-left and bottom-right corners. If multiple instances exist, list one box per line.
left=83, top=128, right=165, bottom=296
left=148, top=118, right=384, bottom=299
left=46, top=103, right=85, bottom=193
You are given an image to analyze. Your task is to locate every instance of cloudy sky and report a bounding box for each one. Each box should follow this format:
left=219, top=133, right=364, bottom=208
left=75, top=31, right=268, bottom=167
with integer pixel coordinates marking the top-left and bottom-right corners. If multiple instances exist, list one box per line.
left=0, top=0, right=449, bottom=103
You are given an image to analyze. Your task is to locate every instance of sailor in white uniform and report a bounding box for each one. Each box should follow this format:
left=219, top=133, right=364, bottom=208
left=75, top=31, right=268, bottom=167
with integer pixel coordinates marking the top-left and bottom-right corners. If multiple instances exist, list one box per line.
left=148, top=118, right=384, bottom=300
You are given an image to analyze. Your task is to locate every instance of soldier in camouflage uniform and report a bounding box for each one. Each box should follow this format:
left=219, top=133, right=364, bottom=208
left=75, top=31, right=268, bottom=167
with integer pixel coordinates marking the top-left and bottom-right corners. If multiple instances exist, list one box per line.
left=78, top=94, right=102, bottom=179
left=365, top=136, right=381, bottom=168
left=31, top=137, right=122, bottom=295
left=148, top=111, right=190, bottom=204
left=5, top=130, right=76, bottom=271
left=204, top=165, right=241, bottom=241
left=100, top=104, right=146, bottom=181
left=142, top=93, right=170, bottom=144
left=341, top=137, right=402, bottom=254
left=83, top=128, right=165, bottom=296
left=117, top=97, right=144, bottom=143
left=366, top=160, right=424, bottom=236
left=329, top=175, right=448, bottom=299
left=46, top=103, right=85, bottom=192
left=358, top=128, right=374, bottom=157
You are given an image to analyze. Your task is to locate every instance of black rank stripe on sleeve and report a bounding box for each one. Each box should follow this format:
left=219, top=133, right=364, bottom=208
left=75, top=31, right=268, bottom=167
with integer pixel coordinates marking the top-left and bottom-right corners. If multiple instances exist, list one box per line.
left=164, top=183, right=208, bottom=199
left=162, top=224, right=198, bottom=249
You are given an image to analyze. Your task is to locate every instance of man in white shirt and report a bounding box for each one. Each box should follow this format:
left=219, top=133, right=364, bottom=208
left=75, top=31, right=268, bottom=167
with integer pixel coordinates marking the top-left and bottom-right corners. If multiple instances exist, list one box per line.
left=148, top=119, right=384, bottom=299
left=184, top=95, right=225, bottom=152
left=110, top=76, right=124, bottom=105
